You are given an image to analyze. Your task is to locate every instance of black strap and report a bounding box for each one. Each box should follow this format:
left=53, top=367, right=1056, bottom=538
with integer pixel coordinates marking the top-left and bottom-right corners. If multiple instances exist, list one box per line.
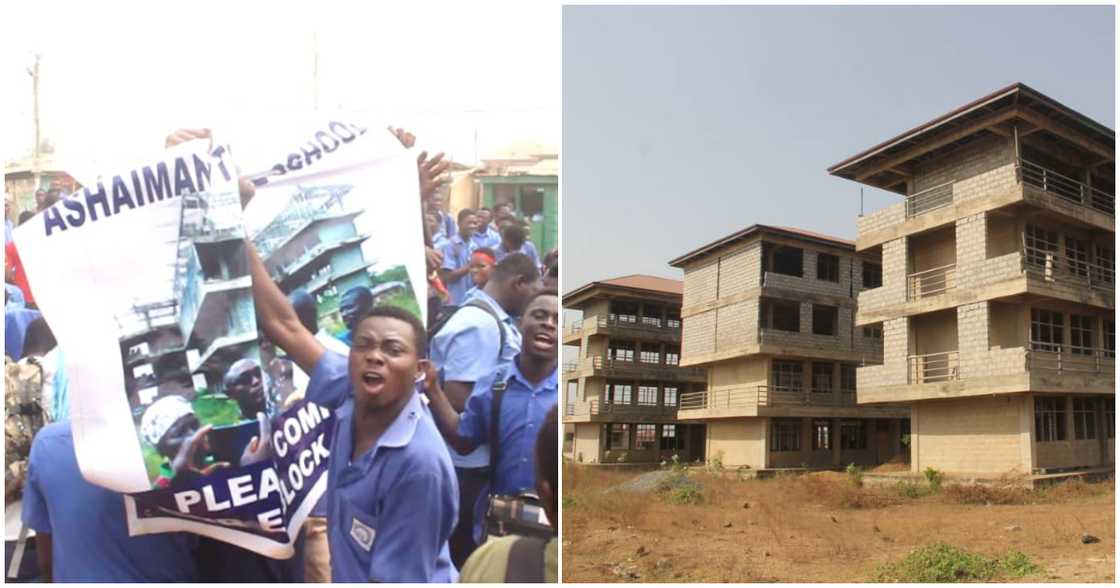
left=462, top=299, right=507, bottom=363
left=504, top=536, right=548, bottom=583
left=489, top=368, right=508, bottom=485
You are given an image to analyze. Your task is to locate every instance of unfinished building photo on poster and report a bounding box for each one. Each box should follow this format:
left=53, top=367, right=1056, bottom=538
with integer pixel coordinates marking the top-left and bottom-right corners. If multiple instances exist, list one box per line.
left=116, top=188, right=269, bottom=489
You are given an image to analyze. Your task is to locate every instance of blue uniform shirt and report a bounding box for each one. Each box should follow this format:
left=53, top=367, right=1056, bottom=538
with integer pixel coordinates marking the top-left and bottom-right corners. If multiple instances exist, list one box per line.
left=307, top=351, right=458, bottom=583
left=441, top=234, right=477, bottom=306
left=429, top=289, right=521, bottom=469
left=458, top=359, right=558, bottom=495
left=470, top=227, right=500, bottom=250
left=496, top=240, right=542, bottom=270
left=21, top=421, right=200, bottom=582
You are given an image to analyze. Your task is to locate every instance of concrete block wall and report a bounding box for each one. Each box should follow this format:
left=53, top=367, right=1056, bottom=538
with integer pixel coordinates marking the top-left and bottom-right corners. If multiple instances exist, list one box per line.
left=682, top=259, right=719, bottom=308
left=857, top=202, right=905, bottom=235
left=859, top=237, right=907, bottom=310
left=682, top=309, right=716, bottom=358
left=956, top=301, right=989, bottom=380
left=859, top=316, right=909, bottom=388
left=913, top=134, right=1013, bottom=193
left=952, top=163, right=1019, bottom=206
left=853, top=327, right=885, bottom=360
left=912, top=394, right=1031, bottom=474
left=763, top=245, right=853, bottom=299
left=719, top=243, right=762, bottom=297
left=715, top=299, right=759, bottom=352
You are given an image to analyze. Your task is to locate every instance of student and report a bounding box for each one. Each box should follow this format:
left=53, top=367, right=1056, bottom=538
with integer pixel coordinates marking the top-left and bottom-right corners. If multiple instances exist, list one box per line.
left=425, top=289, right=558, bottom=500
left=427, top=211, right=450, bottom=251
left=467, top=247, right=497, bottom=297
left=429, top=195, right=457, bottom=240
left=440, top=209, right=481, bottom=306
left=471, top=207, right=500, bottom=250
left=246, top=240, right=458, bottom=583
left=21, top=421, right=201, bottom=582
left=459, top=404, right=558, bottom=583
left=496, top=224, right=542, bottom=270
left=428, top=253, right=538, bottom=566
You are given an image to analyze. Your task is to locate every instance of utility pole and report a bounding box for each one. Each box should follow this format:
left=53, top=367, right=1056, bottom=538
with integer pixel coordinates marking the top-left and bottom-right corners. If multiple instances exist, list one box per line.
left=312, top=32, right=319, bottom=111
left=29, top=54, right=41, bottom=189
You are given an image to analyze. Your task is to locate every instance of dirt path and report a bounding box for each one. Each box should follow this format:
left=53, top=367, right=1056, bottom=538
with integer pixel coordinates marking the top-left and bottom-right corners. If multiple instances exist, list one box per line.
left=562, top=467, right=1115, bottom=583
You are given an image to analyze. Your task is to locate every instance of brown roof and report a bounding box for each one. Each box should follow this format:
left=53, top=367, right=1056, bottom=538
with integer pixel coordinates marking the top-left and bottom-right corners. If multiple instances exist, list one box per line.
left=669, top=224, right=854, bottom=267
left=598, top=274, right=683, bottom=295
left=563, top=274, right=683, bottom=305
left=828, top=82, right=1115, bottom=193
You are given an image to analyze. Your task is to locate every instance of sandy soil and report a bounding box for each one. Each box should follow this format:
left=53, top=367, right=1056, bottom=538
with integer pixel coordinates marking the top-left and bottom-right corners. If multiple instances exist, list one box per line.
left=561, top=465, right=1115, bottom=583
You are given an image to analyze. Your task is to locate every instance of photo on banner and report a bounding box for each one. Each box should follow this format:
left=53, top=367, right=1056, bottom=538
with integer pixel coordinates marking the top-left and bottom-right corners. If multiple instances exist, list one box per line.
left=13, top=122, right=424, bottom=557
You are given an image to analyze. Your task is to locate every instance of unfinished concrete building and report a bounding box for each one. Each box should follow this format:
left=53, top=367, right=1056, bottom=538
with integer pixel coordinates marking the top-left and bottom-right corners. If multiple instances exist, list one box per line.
left=563, top=275, right=708, bottom=464
left=828, top=83, right=1114, bottom=475
left=670, top=225, right=909, bottom=469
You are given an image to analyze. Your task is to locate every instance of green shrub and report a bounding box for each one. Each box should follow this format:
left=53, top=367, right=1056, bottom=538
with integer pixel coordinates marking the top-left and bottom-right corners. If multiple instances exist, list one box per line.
left=872, top=543, right=1039, bottom=583
left=896, top=480, right=928, bottom=499
left=657, top=474, right=704, bottom=505
left=845, top=463, right=863, bottom=487
left=923, top=466, right=943, bottom=493
left=709, top=451, right=725, bottom=472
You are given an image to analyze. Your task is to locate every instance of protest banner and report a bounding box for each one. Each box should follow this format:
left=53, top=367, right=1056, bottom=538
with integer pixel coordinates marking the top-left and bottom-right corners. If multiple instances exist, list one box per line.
left=14, top=121, right=424, bottom=557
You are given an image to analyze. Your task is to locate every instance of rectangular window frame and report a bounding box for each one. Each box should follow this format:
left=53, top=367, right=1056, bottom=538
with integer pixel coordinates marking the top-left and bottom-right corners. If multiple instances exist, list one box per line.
left=770, top=419, right=801, bottom=452
left=608, top=423, right=630, bottom=450
left=863, top=262, right=882, bottom=289
left=1035, top=396, right=1067, bottom=442
left=771, top=360, right=804, bottom=392
left=637, top=385, right=658, bottom=406
left=840, top=422, right=868, bottom=450
left=1072, top=397, right=1097, bottom=440
left=812, top=419, right=830, bottom=451
left=817, top=253, right=840, bottom=282
left=635, top=424, right=657, bottom=450
left=1070, top=315, right=1094, bottom=356
left=811, top=362, right=833, bottom=394
left=662, top=386, right=679, bottom=407
left=1030, top=309, right=1064, bottom=352
left=812, top=304, right=838, bottom=336
left=608, top=383, right=632, bottom=405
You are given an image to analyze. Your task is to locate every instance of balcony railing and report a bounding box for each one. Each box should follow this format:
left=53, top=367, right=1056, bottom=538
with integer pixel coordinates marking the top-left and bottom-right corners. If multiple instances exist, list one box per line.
left=908, top=350, right=960, bottom=384
left=1022, top=244, right=1115, bottom=293
left=1027, top=343, right=1115, bottom=374
left=1018, top=159, right=1115, bottom=217
left=565, top=315, right=682, bottom=337
left=563, top=356, right=704, bottom=378
left=566, top=399, right=680, bottom=418
left=906, top=182, right=954, bottom=218
left=907, top=263, right=957, bottom=300
left=679, top=385, right=863, bottom=411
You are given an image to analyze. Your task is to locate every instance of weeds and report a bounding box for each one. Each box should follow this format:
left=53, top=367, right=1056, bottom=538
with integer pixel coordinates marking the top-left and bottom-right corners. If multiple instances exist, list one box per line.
left=896, top=480, right=930, bottom=499
left=708, top=451, right=725, bottom=472
left=845, top=463, right=863, bottom=487
left=657, top=474, right=705, bottom=505
left=923, top=466, right=943, bottom=493
left=872, top=543, right=1039, bottom=582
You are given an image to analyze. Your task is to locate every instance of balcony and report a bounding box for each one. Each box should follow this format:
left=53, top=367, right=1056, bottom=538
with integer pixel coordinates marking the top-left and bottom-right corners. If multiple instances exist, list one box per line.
left=678, top=385, right=907, bottom=419
left=1018, top=159, right=1114, bottom=217
left=1023, top=244, right=1114, bottom=294
left=563, top=315, right=682, bottom=345
left=563, top=399, right=679, bottom=422
left=907, top=350, right=960, bottom=384
left=907, top=263, right=956, bottom=300
left=906, top=182, right=954, bottom=218
left=564, top=355, right=706, bottom=382
left=1026, top=343, right=1114, bottom=375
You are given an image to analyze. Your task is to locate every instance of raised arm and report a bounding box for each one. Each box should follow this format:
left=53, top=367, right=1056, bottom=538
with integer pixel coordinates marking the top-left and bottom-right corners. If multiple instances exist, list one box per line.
left=246, top=242, right=325, bottom=375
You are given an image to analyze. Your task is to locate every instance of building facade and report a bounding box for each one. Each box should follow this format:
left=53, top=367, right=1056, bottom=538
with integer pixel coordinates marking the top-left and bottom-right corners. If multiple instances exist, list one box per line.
left=829, top=83, right=1115, bottom=475
left=670, top=225, right=909, bottom=469
left=563, top=275, right=707, bottom=464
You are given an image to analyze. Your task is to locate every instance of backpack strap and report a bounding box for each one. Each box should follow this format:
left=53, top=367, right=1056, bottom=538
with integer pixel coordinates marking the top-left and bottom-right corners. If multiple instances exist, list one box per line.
left=489, top=366, right=509, bottom=485
left=504, top=536, right=548, bottom=583
left=462, top=298, right=507, bottom=363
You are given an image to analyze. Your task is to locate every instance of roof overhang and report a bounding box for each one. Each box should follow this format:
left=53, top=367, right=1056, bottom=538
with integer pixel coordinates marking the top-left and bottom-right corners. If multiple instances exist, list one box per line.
left=827, top=83, right=1115, bottom=194
left=668, top=224, right=855, bottom=268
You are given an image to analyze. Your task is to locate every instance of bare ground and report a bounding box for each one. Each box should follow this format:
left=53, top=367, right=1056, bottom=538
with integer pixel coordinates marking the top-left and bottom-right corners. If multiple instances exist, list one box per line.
left=562, top=465, right=1115, bottom=583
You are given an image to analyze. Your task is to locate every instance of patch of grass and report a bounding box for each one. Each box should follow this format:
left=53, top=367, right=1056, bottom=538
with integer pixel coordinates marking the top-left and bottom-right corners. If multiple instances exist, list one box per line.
left=872, top=543, right=1040, bottom=583
left=942, top=483, right=1034, bottom=505
left=896, top=480, right=931, bottom=499
left=1041, top=477, right=1114, bottom=501
left=657, top=474, right=705, bottom=505
left=795, top=474, right=897, bottom=510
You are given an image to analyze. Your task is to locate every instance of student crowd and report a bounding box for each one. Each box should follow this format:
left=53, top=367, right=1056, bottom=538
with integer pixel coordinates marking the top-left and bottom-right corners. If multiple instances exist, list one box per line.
left=4, top=127, right=560, bottom=583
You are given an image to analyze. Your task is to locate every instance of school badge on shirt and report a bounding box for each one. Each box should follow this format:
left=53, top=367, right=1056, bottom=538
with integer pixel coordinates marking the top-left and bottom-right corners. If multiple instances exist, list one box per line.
left=350, top=518, right=376, bottom=551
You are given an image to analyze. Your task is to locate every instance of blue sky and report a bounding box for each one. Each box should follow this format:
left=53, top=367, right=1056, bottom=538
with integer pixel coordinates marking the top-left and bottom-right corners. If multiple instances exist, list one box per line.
left=562, top=5, right=1115, bottom=291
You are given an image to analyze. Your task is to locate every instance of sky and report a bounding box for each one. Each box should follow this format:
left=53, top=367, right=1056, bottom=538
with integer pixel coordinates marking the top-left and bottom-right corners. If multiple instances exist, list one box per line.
left=1, top=1, right=559, bottom=182
left=562, top=5, right=1115, bottom=292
